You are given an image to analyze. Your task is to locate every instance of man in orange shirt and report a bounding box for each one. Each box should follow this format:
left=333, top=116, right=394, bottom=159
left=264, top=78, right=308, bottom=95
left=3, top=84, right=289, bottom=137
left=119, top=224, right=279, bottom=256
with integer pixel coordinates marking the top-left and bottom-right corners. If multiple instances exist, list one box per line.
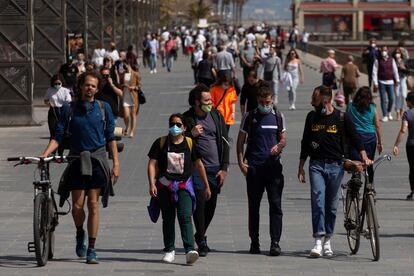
left=210, top=74, right=238, bottom=131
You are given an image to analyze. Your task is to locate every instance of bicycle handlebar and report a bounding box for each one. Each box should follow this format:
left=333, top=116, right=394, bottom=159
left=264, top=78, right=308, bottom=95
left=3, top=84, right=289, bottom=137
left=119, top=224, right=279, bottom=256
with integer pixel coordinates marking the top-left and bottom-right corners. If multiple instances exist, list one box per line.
left=6, top=155, right=76, bottom=166
left=343, top=154, right=392, bottom=172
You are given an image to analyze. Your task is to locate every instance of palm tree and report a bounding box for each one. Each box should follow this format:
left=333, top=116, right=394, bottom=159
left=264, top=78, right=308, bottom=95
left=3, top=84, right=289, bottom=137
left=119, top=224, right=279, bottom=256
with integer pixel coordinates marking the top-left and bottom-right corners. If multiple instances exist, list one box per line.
left=186, top=0, right=212, bottom=23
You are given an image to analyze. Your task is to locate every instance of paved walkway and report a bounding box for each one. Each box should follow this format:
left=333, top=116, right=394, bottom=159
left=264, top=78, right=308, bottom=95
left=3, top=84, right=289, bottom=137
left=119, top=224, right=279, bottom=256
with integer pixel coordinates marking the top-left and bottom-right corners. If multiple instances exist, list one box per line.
left=0, top=53, right=413, bottom=275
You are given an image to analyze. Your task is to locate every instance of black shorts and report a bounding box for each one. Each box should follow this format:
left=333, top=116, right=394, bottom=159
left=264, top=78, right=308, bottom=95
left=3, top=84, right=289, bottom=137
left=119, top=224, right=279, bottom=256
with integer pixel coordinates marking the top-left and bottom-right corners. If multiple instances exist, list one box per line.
left=67, top=159, right=107, bottom=191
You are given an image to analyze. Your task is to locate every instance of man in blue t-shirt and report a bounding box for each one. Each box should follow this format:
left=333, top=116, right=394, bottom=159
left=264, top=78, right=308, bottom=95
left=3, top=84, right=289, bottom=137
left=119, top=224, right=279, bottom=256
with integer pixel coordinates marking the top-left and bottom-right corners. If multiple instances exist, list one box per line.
left=236, top=82, right=286, bottom=256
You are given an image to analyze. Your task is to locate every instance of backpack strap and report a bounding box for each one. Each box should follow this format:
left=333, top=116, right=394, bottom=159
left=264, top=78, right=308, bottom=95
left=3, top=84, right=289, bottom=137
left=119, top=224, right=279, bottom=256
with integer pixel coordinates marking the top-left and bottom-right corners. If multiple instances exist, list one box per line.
left=159, top=135, right=193, bottom=153
left=96, top=100, right=106, bottom=127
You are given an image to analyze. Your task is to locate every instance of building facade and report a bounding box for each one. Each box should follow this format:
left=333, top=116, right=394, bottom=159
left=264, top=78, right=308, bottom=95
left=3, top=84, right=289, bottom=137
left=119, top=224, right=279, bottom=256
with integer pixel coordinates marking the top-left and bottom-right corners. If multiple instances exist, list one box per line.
left=295, top=0, right=414, bottom=40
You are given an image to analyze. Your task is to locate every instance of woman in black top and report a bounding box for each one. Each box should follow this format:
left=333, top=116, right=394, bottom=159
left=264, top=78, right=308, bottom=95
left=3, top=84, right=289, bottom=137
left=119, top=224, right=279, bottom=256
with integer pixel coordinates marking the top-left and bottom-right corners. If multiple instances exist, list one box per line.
left=147, top=113, right=210, bottom=264
left=197, top=51, right=216, bottom=87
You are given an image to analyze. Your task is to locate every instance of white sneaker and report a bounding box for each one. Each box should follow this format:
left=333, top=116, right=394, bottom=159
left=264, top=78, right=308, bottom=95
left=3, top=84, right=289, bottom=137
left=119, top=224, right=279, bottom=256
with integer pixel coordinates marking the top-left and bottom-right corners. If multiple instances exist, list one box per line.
left=309, top=238, right=322, bottom=258
left=154, top=68, right=157, bottom=73
left=323, top=239, right=333, bottom=256
left=150, top=70, right=153, bottom=74
left=381, top=116, right=389, bottom=122
left=388, top=114, right=393, bottom=121
left=186, top=250, right=199, bottom=264
left=162, top=250, right=175, bottom=263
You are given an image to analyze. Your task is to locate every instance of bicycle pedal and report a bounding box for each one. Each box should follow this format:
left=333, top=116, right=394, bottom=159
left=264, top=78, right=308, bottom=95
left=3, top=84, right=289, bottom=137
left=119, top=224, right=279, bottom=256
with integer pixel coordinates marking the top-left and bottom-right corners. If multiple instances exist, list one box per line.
left=27, top=242, right=36, bottom=253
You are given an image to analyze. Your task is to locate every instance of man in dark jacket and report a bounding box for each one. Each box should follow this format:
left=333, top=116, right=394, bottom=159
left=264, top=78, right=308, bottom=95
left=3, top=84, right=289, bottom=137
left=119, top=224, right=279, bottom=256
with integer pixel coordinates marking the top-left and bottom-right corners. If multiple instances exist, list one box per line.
left=362, top=38, right=379, bottom=88
left=183, top=84, right=230, bottom=257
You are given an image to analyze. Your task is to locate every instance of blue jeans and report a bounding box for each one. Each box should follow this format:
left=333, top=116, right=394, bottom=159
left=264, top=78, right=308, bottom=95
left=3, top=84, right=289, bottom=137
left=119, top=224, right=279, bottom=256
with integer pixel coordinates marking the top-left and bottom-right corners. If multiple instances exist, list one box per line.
left=309, top=159, right=344, bottom=238
left=378, top=82, right=395, bottom=117
left=150, top=53, right=157, bottom=70
left=166, top=54, right=174, bottom=71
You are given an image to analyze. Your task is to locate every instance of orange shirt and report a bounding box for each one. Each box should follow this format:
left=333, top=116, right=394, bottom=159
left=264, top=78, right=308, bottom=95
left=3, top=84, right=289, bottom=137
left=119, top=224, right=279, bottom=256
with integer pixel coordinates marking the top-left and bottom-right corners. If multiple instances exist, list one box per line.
left=210, top=85, right=238, bottom=125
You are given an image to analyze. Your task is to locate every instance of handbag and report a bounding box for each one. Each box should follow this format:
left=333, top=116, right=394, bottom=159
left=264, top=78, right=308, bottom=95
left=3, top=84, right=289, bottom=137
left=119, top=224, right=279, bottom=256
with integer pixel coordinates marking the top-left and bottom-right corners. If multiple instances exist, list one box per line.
left=334, top=86, right=345, bottom=107
left=138, top=89, right=146, bottom=105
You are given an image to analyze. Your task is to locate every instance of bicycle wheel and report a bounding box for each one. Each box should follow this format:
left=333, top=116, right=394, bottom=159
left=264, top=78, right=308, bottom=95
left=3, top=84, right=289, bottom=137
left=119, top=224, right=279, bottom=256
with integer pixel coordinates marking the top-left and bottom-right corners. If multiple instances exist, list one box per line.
left=345, top=190, right=360, bottom=254
left=366, top=194, right=380, bottom=261
left=33, top=193, right=50, bottom=266
left=48, top=198, right=56, bottom=260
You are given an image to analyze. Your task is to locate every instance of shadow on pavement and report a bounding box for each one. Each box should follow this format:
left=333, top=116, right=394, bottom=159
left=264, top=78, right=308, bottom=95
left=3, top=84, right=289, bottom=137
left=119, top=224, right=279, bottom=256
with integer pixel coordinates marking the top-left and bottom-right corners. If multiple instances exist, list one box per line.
left=0, top=255, right=38, bottom=268
left=380, top=233, right=414, bottom=238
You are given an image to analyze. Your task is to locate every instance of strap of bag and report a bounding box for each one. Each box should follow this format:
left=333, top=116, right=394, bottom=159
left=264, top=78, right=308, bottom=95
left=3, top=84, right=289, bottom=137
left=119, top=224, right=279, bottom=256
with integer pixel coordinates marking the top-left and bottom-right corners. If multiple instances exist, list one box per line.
left=215, top=88, right=228, bottom=108
left=159, top=135, right=193, bottom=152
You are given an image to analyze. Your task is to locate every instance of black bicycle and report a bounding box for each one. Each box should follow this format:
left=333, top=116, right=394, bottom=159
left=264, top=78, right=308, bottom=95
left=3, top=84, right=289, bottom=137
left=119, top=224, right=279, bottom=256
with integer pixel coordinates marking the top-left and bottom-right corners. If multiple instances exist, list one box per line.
left=341, top=154, right=391, bottom=261
left=6, top=156, right=71, bottom=266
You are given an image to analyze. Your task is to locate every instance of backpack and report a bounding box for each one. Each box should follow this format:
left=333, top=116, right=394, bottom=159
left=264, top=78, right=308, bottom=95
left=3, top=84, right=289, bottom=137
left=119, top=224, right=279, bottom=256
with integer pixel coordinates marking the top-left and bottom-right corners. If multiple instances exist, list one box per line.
left=62, top=100, right=106, bottom=149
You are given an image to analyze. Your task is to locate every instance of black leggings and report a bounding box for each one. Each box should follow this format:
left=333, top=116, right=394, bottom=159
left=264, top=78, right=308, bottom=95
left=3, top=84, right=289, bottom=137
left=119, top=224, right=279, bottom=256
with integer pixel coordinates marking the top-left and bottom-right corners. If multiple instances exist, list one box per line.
left=406, top=145, right=414, bottom=192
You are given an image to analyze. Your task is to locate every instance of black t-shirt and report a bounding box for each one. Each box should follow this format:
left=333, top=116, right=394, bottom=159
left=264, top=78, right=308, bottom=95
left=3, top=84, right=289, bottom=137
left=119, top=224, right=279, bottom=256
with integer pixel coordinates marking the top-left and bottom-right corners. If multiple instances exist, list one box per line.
left=59, top=63, right=79, bottom=88
left=240, top=81, right=260, bottom=112
left=299, top=109, right=364, bottom=161
left=96, top=82, right=119, bottom=117
left=197, top=59, right=214, bottom=80
left=148, top=136, right=200, bottom=181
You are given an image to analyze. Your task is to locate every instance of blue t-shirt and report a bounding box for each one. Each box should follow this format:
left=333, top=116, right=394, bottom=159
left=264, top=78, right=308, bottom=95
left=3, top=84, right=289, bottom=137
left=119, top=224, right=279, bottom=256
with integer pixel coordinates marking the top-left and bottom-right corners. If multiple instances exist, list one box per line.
left=54, top=101, right=115, bottom=152
left=240, top=109, right=286, bottom=166
left=347, top=103, right=375, bottom=134
left=403, top=109, right=414, bottom=146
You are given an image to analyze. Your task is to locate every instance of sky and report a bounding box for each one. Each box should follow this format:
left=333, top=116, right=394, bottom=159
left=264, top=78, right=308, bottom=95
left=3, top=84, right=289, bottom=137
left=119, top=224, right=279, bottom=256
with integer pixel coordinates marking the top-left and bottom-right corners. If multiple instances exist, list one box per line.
left=243, top=0, right=291, bottom=20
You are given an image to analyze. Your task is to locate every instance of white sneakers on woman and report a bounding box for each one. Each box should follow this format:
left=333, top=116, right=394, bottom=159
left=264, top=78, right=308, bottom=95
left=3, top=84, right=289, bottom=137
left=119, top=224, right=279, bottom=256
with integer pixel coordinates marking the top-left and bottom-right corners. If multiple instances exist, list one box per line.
left=161, top=250, right=199, bottom=264
left=310, top=237, right=333, bottom=257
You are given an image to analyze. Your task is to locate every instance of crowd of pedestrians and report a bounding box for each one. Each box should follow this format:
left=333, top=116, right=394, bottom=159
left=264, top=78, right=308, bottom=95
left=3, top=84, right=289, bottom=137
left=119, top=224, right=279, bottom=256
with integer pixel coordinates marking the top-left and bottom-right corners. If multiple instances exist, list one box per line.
left=40, top=22, right=414, bottom=266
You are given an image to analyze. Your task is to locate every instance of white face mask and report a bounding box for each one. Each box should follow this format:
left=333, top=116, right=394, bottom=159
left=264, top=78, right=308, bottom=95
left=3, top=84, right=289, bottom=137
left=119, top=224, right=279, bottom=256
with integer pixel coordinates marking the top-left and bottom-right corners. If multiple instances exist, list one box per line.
left=54, top=84, right=62, bottom=90
left=382, top=51, right=388, bottom=58
left=395, top=53, right=401, bottom=59
left=371, top=43, right=376, bottom=48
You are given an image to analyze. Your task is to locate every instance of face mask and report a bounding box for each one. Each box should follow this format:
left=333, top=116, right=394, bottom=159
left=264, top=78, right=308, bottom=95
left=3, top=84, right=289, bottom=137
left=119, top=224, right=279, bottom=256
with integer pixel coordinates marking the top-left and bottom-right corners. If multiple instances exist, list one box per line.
left=382, top=51, right=388, bottom=58
left=371, top=43, right=376, bottom=48
left=54, top=84, right=62, bottom=90
left=169, top=125, right=182, bottom=137
left=257, top=103, right=272, bottom=114
left=395, top=53, right=401, bottom=59
left=315, top=104, right=326, bottom=115
left=200, top=104, right=212, bottom=113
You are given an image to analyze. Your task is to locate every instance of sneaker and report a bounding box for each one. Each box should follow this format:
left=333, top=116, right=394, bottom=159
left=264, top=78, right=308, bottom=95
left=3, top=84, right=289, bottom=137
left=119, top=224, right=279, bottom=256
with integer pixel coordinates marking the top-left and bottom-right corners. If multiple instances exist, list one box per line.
left=150, top=70, right=153, bottom=74
left=162, top=250, right=175, bottom=263
left=186, top=250, right=199, bottom=264
left=406, top=192, right=414, bottom=200
left=269, top=242, right=281, bottom=256
left=388, top=114, right=393, bottom=121
left=154, top=69, right=157, bottom=73
left=75, top=231, right=87, bottom=258
left=323, top=239, right=333, bottom=256
left=381, top=116, right=389, bottom=122
left=197, top=244, right=208, bottom=257
left=86, top=248, right=99, bottom=264
left=309, top=238, right=322, bottom=258
left=249, top=242, right=261, bottom=254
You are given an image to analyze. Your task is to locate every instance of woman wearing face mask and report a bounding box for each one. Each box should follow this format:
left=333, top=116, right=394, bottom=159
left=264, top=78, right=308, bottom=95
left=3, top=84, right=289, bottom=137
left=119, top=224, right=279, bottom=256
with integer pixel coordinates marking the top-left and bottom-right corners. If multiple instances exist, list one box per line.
left=210, top=74, right=238, bottom=131
left=44, top=74, right=72, bottom=154
left=393, top=48, right=409, bottom=121
left=147, top=113, right=211, bottom=264
left=284, top=49, right=304, bottom=110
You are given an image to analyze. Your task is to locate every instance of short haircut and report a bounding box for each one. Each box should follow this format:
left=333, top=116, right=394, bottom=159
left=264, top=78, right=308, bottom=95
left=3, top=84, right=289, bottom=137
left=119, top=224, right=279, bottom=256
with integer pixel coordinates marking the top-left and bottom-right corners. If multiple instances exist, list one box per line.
left=78, top=71, right=101, bottom=90
left=406, top=91, right=414, bottom=105
left=188, top=84, right=210, bottom=106
left=247, top=69, right=258, bottom=79
left=256, top=82, right=274, bottom=99
left=317, top=85, right=332, bottom=101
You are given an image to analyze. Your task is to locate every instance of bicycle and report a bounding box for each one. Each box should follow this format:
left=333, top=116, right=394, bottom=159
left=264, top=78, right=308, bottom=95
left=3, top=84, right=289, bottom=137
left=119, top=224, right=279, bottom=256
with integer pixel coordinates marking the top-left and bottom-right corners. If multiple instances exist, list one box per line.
left=6, top=156, right=72, bottom=266
left=341, top=154, right=392, bottom=261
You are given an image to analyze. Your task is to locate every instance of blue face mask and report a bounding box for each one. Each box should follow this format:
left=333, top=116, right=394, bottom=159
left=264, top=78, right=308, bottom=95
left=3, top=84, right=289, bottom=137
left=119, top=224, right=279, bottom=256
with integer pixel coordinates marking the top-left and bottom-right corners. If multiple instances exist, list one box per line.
left=257, top=103, right=272, bottom=114
left=169, top=125, right=183, bottom=136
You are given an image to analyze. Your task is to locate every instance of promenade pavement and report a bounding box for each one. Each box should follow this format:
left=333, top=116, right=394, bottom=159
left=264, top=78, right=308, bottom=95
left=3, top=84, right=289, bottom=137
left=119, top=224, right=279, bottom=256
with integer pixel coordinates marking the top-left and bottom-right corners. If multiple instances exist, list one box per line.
left=0, top=52, right=413, bottom=276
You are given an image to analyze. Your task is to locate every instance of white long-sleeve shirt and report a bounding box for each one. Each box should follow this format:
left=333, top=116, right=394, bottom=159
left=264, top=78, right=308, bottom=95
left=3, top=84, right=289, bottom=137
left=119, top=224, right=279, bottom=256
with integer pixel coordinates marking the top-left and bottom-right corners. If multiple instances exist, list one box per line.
left=372, top=57, right=399, bottom=86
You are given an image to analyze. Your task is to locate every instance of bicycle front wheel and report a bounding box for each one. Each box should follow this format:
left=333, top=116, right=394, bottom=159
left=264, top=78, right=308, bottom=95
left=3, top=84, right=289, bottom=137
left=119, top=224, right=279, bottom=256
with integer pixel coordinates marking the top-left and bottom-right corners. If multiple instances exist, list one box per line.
left=345, top=190, right=360, bottom=254
left=366, top=194, right=380, bottom=261
left=33, top=193, right=50, bottom=266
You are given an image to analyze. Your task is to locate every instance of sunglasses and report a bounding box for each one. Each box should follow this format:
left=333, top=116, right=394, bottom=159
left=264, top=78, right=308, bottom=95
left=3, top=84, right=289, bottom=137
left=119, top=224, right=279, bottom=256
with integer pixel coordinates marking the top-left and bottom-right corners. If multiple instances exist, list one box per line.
left=102, top=74, right=110, bottom=78
left=169, top=122, right=183, bottom=128
left=53, top=82, right=62, bottom=85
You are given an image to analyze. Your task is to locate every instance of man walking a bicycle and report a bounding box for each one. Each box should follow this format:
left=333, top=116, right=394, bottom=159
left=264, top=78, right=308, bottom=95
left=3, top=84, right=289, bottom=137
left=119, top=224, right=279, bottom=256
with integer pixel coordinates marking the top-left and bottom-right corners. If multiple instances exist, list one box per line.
left=297, top=85, right=372, bottom=258
left=41, top=71, right=119, bottom=264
